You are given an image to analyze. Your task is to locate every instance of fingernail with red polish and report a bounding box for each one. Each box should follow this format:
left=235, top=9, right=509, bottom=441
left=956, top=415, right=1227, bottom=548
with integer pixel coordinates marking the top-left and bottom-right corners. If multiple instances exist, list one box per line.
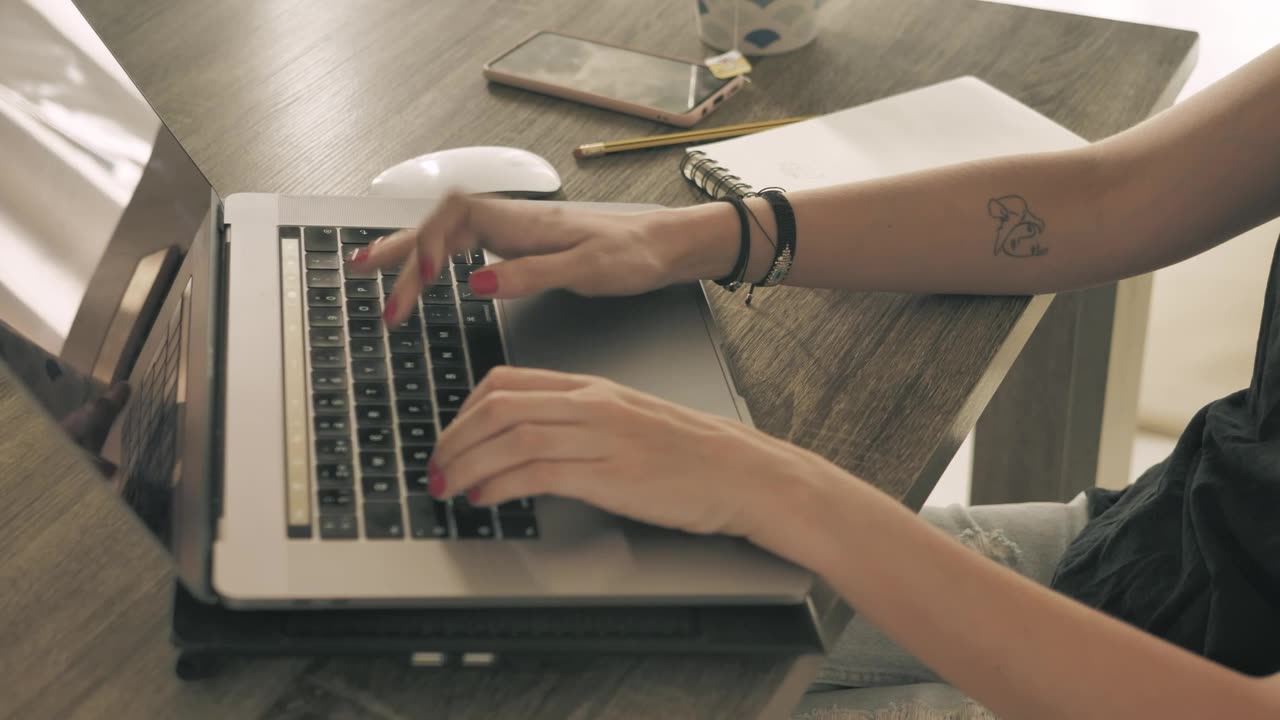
left=419, top=255, right=434, bottom=281
left=466, top=488, right=483, bottom=505
left=428, top=462, right=446, bottom=498
left=470, top=269, right=498, bottom=295
left=383, top=297, right=398, bottom=322
left=348, top=247, right=369, bottom=265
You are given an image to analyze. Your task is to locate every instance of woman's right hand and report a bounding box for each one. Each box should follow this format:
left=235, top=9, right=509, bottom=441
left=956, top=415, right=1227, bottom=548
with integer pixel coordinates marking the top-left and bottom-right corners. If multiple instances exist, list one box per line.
left=352, top=193, right=740, bottom=324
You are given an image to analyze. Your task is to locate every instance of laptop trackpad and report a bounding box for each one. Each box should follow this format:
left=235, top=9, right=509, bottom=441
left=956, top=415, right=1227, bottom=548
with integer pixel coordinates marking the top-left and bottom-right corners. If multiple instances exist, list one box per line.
left=498, top=285, right=743, bottom=420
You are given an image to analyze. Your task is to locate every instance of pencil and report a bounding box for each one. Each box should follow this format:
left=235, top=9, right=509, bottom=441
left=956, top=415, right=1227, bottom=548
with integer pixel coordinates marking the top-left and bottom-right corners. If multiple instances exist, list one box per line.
left=573, top=116, right=812, bottom=159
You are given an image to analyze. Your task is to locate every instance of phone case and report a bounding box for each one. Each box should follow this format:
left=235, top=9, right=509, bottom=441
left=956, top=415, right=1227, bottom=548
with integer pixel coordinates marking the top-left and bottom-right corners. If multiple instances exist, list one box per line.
left=482, top=30, right=746, bottom=128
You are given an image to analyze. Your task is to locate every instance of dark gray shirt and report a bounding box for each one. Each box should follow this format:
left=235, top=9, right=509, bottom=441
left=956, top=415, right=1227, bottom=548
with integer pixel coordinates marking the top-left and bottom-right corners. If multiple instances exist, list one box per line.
left=1051, top=238, right=1280, bottom=676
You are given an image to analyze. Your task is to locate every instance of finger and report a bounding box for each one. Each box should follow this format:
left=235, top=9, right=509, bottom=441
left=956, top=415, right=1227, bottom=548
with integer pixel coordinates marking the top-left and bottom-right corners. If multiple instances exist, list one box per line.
left=346, top=228, right=413, bottom=269
left=434, top=388, right=593, bottom=470
left=457, top=365, right=595, bottom=415
left=461, top=459, right=607, bottom=507
left=383, top=194, right=474, bottom=324
left=435, top=423, right=606, bottom=499
left=466, top=248, right=595, bottom=299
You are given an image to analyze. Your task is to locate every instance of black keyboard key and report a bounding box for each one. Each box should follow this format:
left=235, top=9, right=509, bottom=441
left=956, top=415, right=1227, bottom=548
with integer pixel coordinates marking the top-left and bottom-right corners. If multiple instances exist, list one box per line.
left=389, top=334, right=424, bottom=354
left=498, top=512, right=538, bottom=540
left=354, top=382, right=389, bottom=403
left=432, top=268, right=453, bottom=286
left=405, top=468, right=430, bottom=494
left=361, top=451, right=397, bottom=475
left=402, top=446, right=432, bottom=468
left=279, top=226, right=301, bottom=240
left=316, top=437, right=353, bottom=460
left=319, top=514, right=358, bottom=539
left=499, top=497, right=536, bottom=514
left=314, top=414, right=350, bottom=436
left=430, top=345, right=465, bottom=366
left=424, top=306, right=458, bottom=325
left=433, top=366, right=468, bottom=388
left=397, top=398, right=431, bottom=421
left=309, top=327, right=344, bottom=347
left=347, top=299, right=381, bottom=317
left=303, top=226, right=338, bottom=252
left=348, top=318, right=383, bottom=337
left=469, top=249, right=487, bottom=264
left=317, top=462, right=354, bottom=486
left=311, top=369, right=346, bottom=390
left=438, top=410, right=458, bottom=429
left=313, top=392, right=349, bottom=412
left=363, top=502, right=405, bottom=539
left=387, top=314, right=422, bottom=335
left=422, top=285, right=455, bottom=305
left=452, top=265, right=475, bottom=283
left=425, top=324, right=462, bottom=345
left=460, top=301, right=496, bottom=326
left=358, top=426, right=395, bottom=450
left=345, top=279, right=379, bottom=299
left=362, top=475, right=400, bottom=500
left=408, top=495, right=450, bottom=538
left=306, top=269, right=341, bottom=288
left=436, top=388, right=468, bottom=408
left=394, top=375, right=430, bottom=397
left=309, top=308, right=343, bottom=327
left=451, top=252, right=471, bottom=265
left=391, top=355, right=427, bottom=375
left=400, top=421, right=436, bottom=445
left=455, top=283, right=478, bottom=301
left=317, top=487, right=355, bottom=513
left=355, top=404, right=392, bottom=426
left=307, top=288, right=341, bottom=307
left=349, top=339, right=384, bottom=359
left=306, top=253, right=340, bottom=270
left=310, top=347, right=345, bottom=368
left=344, top=259, right=379, bottom=280
left=340, top=227, right=395, bottom=245
left=351, top=359, right=388, bottom=381
left=466, top=327, right=505, bottom=381
left=452, top=499, right=496, bottom=539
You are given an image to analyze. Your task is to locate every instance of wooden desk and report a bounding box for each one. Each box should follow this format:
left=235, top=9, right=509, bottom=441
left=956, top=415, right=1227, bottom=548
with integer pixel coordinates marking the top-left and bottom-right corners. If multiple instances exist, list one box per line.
left=1, top=0, right=1195, bottom=717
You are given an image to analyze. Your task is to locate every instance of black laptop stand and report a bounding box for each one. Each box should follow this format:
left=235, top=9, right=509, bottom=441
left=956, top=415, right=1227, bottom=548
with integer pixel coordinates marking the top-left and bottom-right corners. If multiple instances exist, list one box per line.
left=169, top=584, right=845, bottom=680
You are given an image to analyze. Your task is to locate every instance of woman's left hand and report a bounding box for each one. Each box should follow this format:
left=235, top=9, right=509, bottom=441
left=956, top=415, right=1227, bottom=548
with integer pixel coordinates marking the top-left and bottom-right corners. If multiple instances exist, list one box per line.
left=428, top=366, right=840, bottom=543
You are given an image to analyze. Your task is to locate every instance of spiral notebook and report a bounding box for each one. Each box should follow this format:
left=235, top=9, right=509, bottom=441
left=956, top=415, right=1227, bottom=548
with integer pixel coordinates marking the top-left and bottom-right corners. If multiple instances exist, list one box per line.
left=680, top=76, right=1084, bottom=198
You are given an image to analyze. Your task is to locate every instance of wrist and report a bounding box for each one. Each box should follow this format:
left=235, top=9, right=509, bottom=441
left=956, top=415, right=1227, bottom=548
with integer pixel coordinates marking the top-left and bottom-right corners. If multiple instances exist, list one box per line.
left=644, top=203, right=742, bottom=285
left=743, top=448, right=853, bottom=574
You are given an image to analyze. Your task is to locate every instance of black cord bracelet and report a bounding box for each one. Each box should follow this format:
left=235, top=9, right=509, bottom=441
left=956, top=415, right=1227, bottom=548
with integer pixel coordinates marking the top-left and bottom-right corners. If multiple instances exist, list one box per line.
left=713, top=196, right=751, bottom=291
left=747, top=189, right=796, bottom=304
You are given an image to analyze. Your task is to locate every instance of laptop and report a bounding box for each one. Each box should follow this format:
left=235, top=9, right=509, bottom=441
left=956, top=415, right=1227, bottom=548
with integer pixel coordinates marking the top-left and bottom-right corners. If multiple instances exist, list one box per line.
left=0, top=0, right=813, bottom=610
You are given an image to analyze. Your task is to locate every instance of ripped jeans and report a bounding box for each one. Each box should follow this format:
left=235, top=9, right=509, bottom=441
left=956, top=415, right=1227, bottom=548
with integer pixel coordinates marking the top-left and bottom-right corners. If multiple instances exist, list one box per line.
left=793, top=493, right=1090, bottom=720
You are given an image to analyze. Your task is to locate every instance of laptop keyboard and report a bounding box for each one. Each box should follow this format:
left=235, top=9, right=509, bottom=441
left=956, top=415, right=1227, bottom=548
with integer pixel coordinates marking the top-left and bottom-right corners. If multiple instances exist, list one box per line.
left=279, top=225, right=537, bottom=542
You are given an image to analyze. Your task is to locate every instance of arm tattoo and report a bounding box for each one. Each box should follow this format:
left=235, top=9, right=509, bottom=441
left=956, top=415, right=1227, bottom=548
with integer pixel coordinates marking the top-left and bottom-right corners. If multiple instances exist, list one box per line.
left=988, top=195, right=1047, bottom=257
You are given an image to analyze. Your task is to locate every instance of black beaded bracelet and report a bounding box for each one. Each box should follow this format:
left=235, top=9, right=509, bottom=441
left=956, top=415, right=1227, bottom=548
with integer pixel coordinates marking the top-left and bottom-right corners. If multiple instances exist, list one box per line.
left=713, top=196, right=751, bottom=291
left=747, top=190, right=796, bottom=303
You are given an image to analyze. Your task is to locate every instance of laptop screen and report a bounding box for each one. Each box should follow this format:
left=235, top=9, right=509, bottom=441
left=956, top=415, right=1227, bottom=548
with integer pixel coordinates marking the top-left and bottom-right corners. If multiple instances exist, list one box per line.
left=0, top=1, right=213, bottom=549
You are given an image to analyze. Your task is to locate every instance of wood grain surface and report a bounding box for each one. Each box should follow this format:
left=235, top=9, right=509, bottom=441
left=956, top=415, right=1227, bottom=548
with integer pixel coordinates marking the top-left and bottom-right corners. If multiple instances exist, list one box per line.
left=0, top=0, right=1196, bottom=718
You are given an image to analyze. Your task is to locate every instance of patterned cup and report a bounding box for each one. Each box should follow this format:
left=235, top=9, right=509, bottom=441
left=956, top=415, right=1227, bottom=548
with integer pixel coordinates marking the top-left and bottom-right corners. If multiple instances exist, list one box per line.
left=696, top=0, right=823, bottom=56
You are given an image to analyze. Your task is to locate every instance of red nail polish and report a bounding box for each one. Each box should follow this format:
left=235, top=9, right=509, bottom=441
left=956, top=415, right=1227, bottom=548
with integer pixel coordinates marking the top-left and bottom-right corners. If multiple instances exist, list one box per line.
left=383, top=297, right=398, bottom=321
left=428, top=462, right=446, bottom=498
left=466, top=489, right=483, bottom=505
left=470, top=269, right=498, bottom=295
left=348, top=247, right=369, bottom=265
left=419, top=255, right=434, bottom=281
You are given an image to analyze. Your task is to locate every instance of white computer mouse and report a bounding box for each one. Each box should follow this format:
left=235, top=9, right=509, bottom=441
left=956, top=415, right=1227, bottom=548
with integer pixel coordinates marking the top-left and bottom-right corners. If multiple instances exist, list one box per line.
left=368, top=146, right=562, bottom=197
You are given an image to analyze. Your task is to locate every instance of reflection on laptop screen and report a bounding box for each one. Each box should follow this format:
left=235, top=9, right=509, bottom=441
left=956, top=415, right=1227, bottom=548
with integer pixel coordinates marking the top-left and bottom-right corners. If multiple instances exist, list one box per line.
left=0, top=0, right=213, bottom=552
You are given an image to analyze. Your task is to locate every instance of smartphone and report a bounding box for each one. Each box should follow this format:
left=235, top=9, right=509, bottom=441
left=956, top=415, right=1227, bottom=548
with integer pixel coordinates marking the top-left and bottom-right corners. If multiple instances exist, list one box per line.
left=483, top=31, right=746, bottom=127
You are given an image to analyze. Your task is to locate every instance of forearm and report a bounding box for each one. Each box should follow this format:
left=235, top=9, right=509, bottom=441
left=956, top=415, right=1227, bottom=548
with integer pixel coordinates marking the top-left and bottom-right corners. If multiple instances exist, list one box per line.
left=661, top=45, right=1280, bottom=296
left=758, top=471, right=1275, bottom=719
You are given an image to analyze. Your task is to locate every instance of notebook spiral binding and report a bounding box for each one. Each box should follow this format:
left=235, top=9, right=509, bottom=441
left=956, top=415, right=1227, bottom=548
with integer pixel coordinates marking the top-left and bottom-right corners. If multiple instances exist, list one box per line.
left=680, top=150, right=756, bottom=200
